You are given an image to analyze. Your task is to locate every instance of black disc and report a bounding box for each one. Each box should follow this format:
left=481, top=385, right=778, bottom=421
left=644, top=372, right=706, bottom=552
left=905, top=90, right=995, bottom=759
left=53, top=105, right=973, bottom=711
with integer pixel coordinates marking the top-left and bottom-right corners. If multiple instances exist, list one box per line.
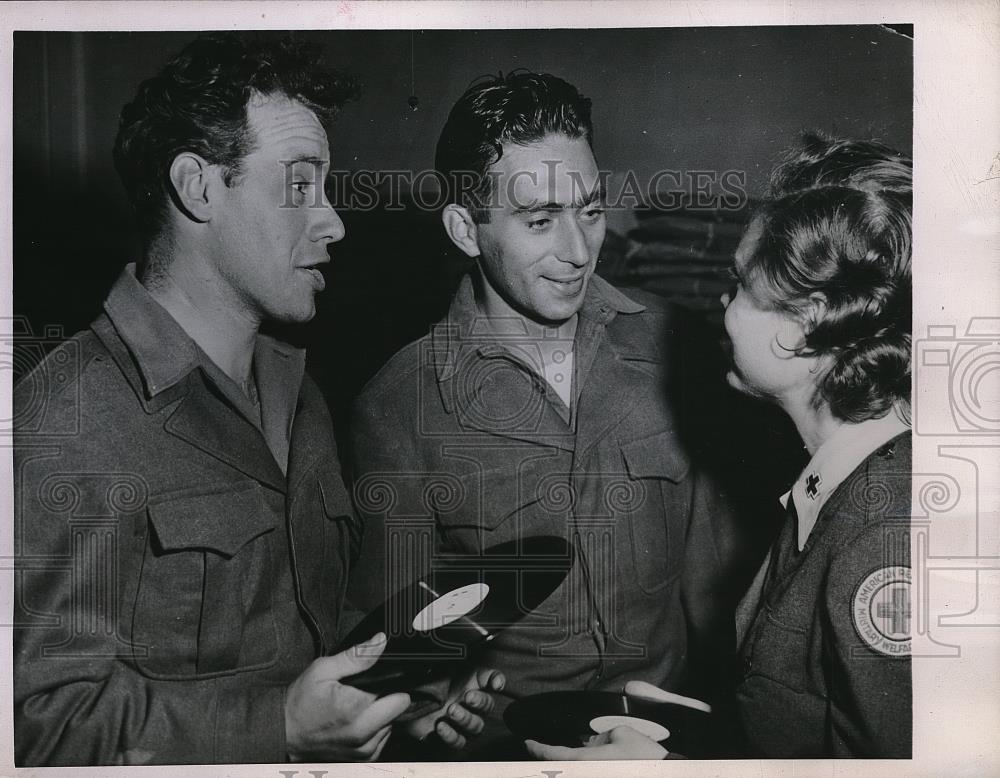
left=504, top=690, right=708, bottom=755
left=341, top=535, right=572, bottom=694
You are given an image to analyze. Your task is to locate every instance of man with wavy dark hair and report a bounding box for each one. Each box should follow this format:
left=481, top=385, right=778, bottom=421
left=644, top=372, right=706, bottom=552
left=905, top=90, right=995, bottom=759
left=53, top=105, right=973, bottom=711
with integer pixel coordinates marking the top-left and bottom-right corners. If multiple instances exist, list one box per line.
left=433, top=70, right=594, bottom=224
left=14, top=33, right=498, bottom=766
left=349, top=70, right=744, bottom=754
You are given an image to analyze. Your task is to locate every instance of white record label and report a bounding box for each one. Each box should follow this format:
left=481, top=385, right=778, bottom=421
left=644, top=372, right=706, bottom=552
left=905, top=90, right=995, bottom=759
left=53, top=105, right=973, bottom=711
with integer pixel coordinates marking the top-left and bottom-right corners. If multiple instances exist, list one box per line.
left=412, top=582, right=490, bottom=632
left=590, top=715, right=670, bottom=742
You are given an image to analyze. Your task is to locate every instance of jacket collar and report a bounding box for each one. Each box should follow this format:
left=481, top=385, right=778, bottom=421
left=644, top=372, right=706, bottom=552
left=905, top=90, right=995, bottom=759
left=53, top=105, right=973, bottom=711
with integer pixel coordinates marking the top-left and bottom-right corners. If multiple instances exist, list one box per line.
left=431, top=272, right=646, bottom=390
left=427, top=272, right=650, bottom=451
left=99, top=264, right=305, bottom=491
left=102, top=264, right=306, bottom=407
left=103, top=263, right=203, bottom=399
left=781, top=412, right=912, bottom=551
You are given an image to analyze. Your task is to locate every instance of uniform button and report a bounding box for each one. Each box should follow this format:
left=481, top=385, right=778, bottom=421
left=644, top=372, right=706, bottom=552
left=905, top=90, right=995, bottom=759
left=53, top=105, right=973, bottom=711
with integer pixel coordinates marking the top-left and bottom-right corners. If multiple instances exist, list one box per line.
left=742, top=655, right=752, bottom=675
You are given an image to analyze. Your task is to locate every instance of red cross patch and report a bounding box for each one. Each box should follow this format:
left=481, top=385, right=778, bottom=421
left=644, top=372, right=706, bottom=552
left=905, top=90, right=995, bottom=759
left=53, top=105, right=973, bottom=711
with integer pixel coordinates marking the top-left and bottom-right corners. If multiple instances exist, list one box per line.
left=852, top=565, right=912, bottom=657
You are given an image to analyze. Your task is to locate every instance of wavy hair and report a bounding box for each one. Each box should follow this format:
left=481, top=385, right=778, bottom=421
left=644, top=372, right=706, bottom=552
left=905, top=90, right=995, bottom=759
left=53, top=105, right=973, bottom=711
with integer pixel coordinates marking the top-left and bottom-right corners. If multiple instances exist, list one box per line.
left=744, top=134, right=912, bottom=422
left=113, top=33, right=359, bottom=244
left=434, top=70, right=593, bottom=222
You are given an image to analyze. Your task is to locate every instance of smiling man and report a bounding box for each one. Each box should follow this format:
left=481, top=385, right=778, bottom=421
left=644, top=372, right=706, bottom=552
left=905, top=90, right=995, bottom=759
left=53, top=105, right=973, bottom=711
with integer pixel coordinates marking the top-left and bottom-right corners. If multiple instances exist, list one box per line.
left=349, top=72, right=743, bottom=754
left=13, top=33, right=500, bottom=766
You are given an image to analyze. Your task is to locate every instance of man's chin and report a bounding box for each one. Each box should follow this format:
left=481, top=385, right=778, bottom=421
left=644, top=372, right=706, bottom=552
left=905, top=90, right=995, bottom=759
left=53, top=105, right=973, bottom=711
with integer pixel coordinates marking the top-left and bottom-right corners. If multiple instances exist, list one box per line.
left=270, top=304, right=317, bottom=327
left=531, top=298, right=585, bottom=328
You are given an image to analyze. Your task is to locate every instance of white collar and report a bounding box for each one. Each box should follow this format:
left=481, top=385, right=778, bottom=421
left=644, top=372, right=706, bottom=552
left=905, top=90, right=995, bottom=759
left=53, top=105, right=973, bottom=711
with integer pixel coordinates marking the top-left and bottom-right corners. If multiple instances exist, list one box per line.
left=780, top=409, right=910, bottom=550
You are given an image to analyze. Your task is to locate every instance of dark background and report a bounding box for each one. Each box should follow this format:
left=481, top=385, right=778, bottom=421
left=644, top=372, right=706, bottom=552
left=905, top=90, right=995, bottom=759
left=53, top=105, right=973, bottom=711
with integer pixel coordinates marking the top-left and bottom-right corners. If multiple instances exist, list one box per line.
left=13, top=27, right=912, bottom=500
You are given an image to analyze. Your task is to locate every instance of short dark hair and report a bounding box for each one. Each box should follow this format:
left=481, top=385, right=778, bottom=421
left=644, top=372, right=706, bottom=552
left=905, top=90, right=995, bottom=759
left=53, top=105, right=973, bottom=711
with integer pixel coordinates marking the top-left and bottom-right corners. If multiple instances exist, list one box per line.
left=745, top=134, right=912, bottom=423
left=434, top=70, right=593, bottom=222
left=113, top=32, right=358, bottom=243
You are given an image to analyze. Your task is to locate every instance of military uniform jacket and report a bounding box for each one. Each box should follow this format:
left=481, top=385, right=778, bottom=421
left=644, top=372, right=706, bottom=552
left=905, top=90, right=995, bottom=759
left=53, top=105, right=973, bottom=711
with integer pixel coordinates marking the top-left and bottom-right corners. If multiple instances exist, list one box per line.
left=736, top=432, right=912, bottom=757
left=14, top=269, right=359, bottom=765
left=349, top=274, right=740, bottom=701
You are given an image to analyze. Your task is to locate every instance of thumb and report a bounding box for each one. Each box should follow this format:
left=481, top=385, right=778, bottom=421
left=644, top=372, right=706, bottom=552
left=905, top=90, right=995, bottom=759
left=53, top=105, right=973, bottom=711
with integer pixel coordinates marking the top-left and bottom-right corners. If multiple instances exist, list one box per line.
left=324, top=632, right=389, bottom=679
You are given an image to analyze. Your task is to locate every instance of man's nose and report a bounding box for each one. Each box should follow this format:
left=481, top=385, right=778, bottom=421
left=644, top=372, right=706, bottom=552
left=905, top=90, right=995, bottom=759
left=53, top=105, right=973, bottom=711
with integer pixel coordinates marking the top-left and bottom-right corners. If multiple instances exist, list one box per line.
left=720, top=289, right=732, bottom=308
left=312, top=187, right=346, bottom=244
left=557, top=218, right=590, bottom=267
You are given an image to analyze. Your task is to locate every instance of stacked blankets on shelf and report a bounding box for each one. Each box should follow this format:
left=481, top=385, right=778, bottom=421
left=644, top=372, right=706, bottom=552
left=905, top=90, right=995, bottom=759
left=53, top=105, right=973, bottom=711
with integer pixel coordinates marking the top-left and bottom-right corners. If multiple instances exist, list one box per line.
left=597, top=207, right=751, bottom=331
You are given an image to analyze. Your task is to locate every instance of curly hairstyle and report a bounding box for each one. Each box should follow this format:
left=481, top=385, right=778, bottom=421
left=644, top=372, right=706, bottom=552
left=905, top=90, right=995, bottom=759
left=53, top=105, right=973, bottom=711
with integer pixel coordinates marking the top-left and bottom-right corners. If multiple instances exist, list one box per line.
left=434, top=70, right=593, bottom=222
left=113, top=32, right=359, bottom=245
left=743, top=134, right=912, bottom=423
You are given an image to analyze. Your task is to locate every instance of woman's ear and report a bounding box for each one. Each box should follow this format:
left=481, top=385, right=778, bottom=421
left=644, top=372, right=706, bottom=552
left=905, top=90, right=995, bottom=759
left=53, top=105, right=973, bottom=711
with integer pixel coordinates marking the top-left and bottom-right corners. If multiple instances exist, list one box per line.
left=442, top=204, right=481, bottom=258
left=798, top=292, right=831, bottom=368
left=805, top=291, right=829, bottom=326
left=781, top=291, right=828, bottom=359
left=772, top=304, right=814, bottom=361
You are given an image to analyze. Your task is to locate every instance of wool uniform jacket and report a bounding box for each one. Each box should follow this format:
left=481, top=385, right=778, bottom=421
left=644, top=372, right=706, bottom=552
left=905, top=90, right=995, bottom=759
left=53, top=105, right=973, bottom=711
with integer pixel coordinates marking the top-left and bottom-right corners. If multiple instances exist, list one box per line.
left=736, top=432, right=913, bottom=757
left=348, top=274, right=743, bottom=703
left=14, top=269, right=359, bottom=765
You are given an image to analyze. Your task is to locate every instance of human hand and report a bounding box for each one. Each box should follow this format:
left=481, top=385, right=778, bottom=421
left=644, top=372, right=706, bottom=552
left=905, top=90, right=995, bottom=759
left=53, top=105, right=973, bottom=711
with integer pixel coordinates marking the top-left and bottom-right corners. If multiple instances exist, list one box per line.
left=284, top=633, right=412, bottom=762
left=525, top=725, right=668, bottom=761
left=401, top=666, right=506, bottom=750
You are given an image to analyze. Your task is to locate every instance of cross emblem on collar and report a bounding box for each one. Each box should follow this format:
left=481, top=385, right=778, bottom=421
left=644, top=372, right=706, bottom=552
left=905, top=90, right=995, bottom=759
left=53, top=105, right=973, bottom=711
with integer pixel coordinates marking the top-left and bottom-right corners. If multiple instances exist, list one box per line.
left=805, top=472, right=822, bottom=499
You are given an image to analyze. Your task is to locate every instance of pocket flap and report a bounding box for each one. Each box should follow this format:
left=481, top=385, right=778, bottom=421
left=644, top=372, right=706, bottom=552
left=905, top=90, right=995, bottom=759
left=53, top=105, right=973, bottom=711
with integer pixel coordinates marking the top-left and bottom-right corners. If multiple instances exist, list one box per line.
left=455, top=454, right=556, bottom=530
left=318, top=470, right=352, bottom=521
left=148, top=483, right=274, bottom=557
left=621, top=430, right=691, bottom=483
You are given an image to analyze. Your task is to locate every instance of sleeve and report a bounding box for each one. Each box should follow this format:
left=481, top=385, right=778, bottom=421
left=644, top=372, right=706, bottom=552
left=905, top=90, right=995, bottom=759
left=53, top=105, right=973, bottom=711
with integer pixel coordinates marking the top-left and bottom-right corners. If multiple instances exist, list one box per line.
left=674, top=464, right=764, bottom=757
left=651, top=302, right=763, bottom=710
left=681, top=471, right=738, bottom=656
left=15, top=666, right=287, bottom=766
left=345, top=386, right=432, bottom=618
left=656, top=295, right=783, bottom=655
left=681, top=458, right=756, bottom=702
left=13, top=466, right=288, bottom=766
left=822, top=522, right=912, bottom=758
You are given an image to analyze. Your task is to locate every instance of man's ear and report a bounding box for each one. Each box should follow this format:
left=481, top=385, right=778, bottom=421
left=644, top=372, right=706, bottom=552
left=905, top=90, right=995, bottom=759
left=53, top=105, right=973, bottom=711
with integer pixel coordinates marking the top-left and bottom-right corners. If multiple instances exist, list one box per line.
left=442, top=204, right=481, bottom=258
left=168, top=152, right=218, bottom=223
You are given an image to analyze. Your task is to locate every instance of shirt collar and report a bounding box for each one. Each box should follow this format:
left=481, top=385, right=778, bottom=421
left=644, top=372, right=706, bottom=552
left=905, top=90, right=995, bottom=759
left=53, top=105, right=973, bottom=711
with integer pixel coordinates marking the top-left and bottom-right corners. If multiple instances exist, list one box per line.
left=431, top=271, right=645, bottom=384
left=781, top=410, right=911, bottom=550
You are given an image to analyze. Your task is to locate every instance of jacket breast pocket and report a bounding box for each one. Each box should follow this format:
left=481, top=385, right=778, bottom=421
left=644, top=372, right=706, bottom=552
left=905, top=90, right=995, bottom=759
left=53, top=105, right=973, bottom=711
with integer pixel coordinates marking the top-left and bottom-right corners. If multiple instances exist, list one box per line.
left=620, top=430, right=690, bottom=594
left=744, top=608, right=812, bottom=694
left=737, top=608, right=825, bottom=756
left=446, top=452, right=561, bottom=552
left=132, top=482, right=279, bottom=679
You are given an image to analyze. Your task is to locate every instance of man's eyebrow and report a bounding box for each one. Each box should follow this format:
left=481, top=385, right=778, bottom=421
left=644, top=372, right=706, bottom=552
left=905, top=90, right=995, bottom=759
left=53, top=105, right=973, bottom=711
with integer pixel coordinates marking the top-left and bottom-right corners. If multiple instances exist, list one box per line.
left=513, top=201, right=562, bottom=215
left=512, top=187, right=605, bottom=215
left=285, top=154, right=329, bottom=166
left=576, top=185, right=605, bottom=207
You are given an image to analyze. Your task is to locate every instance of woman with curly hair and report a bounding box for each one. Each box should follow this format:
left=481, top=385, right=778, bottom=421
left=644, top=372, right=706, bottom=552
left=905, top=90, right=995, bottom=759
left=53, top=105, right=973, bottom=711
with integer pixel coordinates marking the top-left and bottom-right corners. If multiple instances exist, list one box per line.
left=526, top=134, right=913, bottom=759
